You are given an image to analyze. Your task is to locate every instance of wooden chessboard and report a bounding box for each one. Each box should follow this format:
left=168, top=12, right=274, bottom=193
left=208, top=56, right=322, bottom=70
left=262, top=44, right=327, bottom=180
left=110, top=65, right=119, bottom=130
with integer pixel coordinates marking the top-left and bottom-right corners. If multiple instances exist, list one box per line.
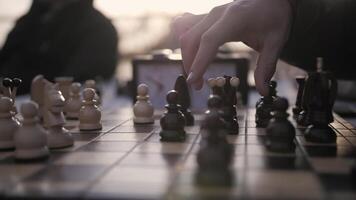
left=0, top=106, right=356, bottom=200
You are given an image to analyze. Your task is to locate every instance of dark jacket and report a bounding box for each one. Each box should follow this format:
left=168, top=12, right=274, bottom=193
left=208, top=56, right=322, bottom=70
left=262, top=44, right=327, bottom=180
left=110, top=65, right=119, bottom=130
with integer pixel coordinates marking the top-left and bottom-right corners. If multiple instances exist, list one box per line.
left=282, top=0, right=356, bottom=79
left=0, top=0, right=118, bottom=94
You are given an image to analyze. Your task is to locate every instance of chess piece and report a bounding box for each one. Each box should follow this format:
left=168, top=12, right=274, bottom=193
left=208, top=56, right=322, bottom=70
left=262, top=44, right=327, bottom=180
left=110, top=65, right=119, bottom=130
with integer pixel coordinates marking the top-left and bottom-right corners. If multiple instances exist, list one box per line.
left=174, top=74, right=194, bottom=126
left=55, top=76, right=74, bottom=100
left=14, top=102, right=49, bottom=160
left=256, top=80, right=277, bottom=108
left=304, top=58, right=337, bottom=143
left=207, top=77, right=225, bottom=97
left=220, top=76, right=239, bottom=135
left=207, top=78, right=217, bottom=95
left=293, top=76, right=306, bottom=118
left=1, top=78, right=21, bottom=114
left=159, top=90, right=186, bottom=142
left=31, top=75, right=52, bottom=119
left=79, top=88, right=102, bottom=131
left=255, top=83, right=276, bottom=127
left=297, top=76, right=314, bottom=127
left=44, top=85, right=73, bottom=148
left=215, top=77, right=226, bottom=97
left=205, top=95, right=229, bottom=135
left=133, top=83, right=154, bottom=124
left=266, top=97, right=296, bottom=152
left=85, top=79, right=101, bottom=105
left=352, top=162, right=356, bottom=181
left=65, top=82, right=82, bottom=119
left=0, top=97, right=20, bottom=149
left=196, top=105, right=234, bottom=186
left=1, top=78, right=12, bottom=98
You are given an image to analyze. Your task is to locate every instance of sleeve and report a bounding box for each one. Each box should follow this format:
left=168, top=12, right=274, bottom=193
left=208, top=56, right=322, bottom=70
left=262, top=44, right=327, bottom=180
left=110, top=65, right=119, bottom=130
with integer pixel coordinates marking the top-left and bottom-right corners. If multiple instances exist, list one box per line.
left=281, top=0, right=356, bottom=80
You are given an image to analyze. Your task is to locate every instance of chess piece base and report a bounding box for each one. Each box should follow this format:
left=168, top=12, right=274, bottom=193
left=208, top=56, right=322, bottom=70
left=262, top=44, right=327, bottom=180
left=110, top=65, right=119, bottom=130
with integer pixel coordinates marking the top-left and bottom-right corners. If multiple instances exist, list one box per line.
left=66, top=112, right=79, bottom=120
left=305, top=125, right=337, bottom=143
left=182, top=110, right=194, bottom=126
left=47, top=128, right=74, bottom=149
left=225, top=120, right=239, bottom=135
left=159, top=129, right=186, bottom=142
left=266, top=138, right=296, bottom=153
left=255, top=119, right=269, bottom=128
left=297, top=111, right=309, bottom=126
left=79, top=123, right=102, bottom=131
left=195, top=169, right=233, bottom=186
left=133, top=117, right=154, bottom=124
left=292, top=107, right=302, bottom=118
left=0, top=141, right=14, bottom=150
left=15, top=147, right=49, bottom=160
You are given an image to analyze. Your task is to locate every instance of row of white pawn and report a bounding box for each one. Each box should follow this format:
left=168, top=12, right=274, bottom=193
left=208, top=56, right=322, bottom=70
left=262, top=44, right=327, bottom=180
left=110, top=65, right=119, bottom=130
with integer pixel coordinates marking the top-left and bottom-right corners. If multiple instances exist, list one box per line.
left=0, top=87, right=101, bottom=160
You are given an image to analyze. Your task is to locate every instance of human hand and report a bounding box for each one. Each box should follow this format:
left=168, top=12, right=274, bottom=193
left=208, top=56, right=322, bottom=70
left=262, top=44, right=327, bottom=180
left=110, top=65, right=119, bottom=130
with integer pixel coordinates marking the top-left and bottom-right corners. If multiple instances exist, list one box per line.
left=172, top=0, right=293, bottom=96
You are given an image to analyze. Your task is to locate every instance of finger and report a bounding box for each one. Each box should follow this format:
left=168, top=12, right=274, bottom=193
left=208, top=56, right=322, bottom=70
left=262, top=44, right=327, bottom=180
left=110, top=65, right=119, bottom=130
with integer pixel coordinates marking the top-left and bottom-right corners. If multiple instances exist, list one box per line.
left=254, top=35, right=283, bottom=96
left=180, top=4, right=230, bottom=75
left=187, top=10, right=243, bottom=90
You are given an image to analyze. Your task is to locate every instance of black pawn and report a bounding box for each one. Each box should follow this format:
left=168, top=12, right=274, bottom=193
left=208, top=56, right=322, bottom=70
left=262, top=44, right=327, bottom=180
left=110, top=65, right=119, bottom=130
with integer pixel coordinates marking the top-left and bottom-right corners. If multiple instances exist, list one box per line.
left=266, top=97, right=296, bottom=152
left=159, top=90, right=186, bottom=142
left=174, top=74, right=194, bottom=126
left=255, top=83, right=276, bottom=127
left=2, top=78, right=13, bottom=97
left=196, top=100, right=234, bottom=186
left=256, top=80, right=277, bottom=108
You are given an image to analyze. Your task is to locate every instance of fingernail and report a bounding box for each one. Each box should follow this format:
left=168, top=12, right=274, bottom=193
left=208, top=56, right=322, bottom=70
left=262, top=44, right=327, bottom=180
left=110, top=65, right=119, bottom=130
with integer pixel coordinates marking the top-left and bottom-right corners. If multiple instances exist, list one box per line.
left=187, top=72, right=195, bottom=83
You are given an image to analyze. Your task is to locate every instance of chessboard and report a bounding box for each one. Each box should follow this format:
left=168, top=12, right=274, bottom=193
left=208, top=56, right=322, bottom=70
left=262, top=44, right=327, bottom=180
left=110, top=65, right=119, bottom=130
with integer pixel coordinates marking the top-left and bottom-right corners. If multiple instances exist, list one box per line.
left=0, top=106, right=355, bottom=200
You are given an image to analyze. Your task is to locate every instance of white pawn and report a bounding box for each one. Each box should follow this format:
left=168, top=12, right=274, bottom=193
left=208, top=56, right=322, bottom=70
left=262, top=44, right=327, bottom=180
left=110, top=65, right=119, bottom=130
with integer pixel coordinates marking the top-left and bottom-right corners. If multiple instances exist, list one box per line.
left=0, top=97, right=20, bottom=149
left=65, top=82, right=82, bottom=119
left=79, top=88, right=102, bottom=131
left=85, top=80, right=101, bottom=106
left=230, top=77, right=242, bottom=106
left=216, top=76, right=226, bottom=88
left=14, top=102, right=49, bottom=160
left=45, top=87, right=74, bottom=149
left=207, top=78, right=217, bottom=93
left=133, top=84, right=154, bottom=124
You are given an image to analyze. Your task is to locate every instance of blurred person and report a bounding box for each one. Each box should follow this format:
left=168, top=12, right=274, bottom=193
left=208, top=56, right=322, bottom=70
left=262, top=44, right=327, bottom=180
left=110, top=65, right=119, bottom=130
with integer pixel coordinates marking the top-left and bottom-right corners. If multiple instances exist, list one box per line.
left=0, top=0, right=119, bottom=94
